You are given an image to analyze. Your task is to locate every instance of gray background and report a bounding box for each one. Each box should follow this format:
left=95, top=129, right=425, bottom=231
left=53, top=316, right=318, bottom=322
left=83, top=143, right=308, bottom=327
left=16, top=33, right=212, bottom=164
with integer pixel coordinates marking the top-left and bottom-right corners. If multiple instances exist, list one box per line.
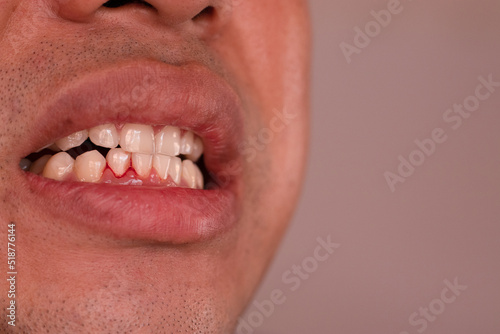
left=241, top=0, right=500, bottom=333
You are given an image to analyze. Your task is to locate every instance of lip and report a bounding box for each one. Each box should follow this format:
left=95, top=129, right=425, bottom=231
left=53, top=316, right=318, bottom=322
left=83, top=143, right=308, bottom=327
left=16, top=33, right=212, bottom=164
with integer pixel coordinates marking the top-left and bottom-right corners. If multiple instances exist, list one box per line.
left=17, top=60, right=244, bottom=244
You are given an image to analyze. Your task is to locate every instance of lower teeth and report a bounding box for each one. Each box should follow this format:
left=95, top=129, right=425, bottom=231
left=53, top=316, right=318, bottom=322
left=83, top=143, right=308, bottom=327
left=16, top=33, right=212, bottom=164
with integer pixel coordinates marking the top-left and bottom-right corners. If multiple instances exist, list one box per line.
left=22, top=140, right=205, bottom=189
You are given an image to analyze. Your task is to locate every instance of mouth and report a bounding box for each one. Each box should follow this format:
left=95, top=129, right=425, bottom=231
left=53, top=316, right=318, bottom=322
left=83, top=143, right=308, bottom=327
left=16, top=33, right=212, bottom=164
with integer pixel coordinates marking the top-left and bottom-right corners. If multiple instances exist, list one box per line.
left=22, top=124, right=206, bottom=188
left=16, top=60, right=244, bottom=244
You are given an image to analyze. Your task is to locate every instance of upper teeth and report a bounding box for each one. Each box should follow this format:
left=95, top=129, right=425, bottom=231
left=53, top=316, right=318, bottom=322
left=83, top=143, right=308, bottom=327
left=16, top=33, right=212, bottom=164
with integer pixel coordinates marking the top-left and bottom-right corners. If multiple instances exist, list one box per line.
left=155, top=126, right=181, bottom=157
left=120, top=124, right=155, bottom=154
left=186, top=136, right=204, bottom=162
left=55, top=129, right=89, bottom=151
left=26, top=123, right=205, bottom=189
left=180, top=130, right=195, bottom=155
left=88, top=124, right=120, bottom=149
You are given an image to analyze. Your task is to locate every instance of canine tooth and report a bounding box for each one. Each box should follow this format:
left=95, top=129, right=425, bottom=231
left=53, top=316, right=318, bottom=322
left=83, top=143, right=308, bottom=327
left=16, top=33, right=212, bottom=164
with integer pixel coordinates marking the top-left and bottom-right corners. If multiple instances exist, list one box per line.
left=193, top=163, right=204, bottom=189
left=182, top=160, right=202, bottom=189
left=19, top=159, right=32, bottom=171
left=89, top=124, right=119, bottom=148
left=42, top=152, right=74, bottom=181
left=120, top=124, right=154, bottom=154
left=153, top=155, right=182, bottom=183
left=106, top=148, right=130, bottom=177
left=75, top=150, right=106, bottom=183
left=55, top=130, right=89, bottom=151
left=180, top=131, right=195, bottom=155
left=30, top=155, right=51, bottom=175
left=132, top=153, right=152, bottom=178
left=155, top=126, right=181, bottom=156
left=186, top=136, right=204, bottom=162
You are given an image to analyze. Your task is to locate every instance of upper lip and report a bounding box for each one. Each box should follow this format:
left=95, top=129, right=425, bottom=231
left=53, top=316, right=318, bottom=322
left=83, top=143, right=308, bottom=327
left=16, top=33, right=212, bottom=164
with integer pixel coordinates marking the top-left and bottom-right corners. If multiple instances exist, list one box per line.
left=16, top=59, right=244, bottom=243
left=22, top=60, right=243, bottom=176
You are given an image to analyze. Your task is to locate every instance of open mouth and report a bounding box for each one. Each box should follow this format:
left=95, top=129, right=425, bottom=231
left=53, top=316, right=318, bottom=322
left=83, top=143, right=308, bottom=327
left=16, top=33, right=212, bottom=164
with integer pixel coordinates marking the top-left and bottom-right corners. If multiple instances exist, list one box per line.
left=16, top=61, right=244, bottom=244
left=21, top=124, right=206, bottom=189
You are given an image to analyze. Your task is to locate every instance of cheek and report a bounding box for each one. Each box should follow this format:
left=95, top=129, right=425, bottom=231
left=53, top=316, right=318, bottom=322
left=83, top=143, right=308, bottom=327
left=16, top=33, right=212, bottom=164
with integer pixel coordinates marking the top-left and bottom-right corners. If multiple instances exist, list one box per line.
left=268, top=107, right=309, bottom=208
left=212, top=0, right=310, bottom=219
left=211, top=0, right=311, bottom=172
left=0, top=2, right=16, bottom=33
left=209, top=0, right=310, bottom=104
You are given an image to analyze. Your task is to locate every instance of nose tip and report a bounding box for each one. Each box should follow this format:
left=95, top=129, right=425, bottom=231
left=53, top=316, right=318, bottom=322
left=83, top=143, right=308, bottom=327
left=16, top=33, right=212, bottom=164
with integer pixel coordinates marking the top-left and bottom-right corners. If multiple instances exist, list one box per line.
left=150, top=0, right=216, bottom=25
left=55, top=0, right=227, bottom=28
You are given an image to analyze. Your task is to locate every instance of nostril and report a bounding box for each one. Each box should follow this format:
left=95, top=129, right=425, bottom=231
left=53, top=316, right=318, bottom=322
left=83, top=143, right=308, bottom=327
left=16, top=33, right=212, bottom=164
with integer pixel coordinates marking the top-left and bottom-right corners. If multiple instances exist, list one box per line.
left=102, top=0, right=154, bottom=9
left=192, top=6, right=215, bottom=21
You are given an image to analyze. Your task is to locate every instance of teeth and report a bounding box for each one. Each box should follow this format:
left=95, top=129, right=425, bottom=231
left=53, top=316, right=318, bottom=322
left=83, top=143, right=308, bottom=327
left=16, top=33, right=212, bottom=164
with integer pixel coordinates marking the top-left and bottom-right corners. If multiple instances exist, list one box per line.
left=19, top=158, right=32, bottom=171
left=89, top=124, right=119, bottom=148
left=168, top=156, right=182, bottom=184
left=132, top=153, right=152, bottom=178
left=106, top=148, right=130, bottom=177
left=194, top=163, right=204, bottom=189
left=74, top=150, right=106, bottom=183
left=155, top=126, right=181, bottom=157
left=153, top=155, right=182, bottom=184
left=55, top=130, right=89, bottom=151
left=120, top=124, right=155, bottom=154
left=48, top=144, right=61, bottom=152
left=30, top=155, right=52, bottom=175
left=186, top=136, right=204, bottom=162
left=180, top=131, right=195, bottom=155
left=42, top=152, right=74, bottom=181
left=28, top=124, right=206, bottom=187
left=182, top=160, right=204, bottom=189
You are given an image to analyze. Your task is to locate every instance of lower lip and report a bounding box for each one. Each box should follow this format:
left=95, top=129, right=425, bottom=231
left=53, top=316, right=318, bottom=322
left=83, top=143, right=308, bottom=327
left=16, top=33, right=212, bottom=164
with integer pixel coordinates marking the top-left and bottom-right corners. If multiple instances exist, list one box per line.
left=25, top=172, right=240, bottom=244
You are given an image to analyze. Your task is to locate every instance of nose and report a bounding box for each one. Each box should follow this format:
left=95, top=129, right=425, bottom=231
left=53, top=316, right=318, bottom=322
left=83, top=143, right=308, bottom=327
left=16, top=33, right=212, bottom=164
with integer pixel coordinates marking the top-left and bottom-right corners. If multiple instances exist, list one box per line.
left=55, top=0, right=228, bottom=28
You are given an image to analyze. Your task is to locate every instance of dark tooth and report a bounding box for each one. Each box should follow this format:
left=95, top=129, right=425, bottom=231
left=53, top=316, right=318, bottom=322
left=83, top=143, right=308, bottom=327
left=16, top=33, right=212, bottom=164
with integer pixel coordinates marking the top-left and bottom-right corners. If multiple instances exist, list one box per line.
left=19, top=159, right=32, bottom=171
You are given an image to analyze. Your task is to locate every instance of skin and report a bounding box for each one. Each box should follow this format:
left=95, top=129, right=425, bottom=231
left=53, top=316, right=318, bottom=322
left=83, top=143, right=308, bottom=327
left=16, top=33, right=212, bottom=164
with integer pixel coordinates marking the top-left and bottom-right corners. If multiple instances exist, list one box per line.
left=0, top=0, right=310, bottom=333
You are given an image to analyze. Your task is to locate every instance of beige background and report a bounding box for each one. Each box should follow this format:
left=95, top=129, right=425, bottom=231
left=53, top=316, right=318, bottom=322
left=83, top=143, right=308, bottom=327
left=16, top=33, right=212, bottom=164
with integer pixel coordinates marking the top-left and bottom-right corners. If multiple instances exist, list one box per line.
left=241, top=0, right=500, bottom=333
